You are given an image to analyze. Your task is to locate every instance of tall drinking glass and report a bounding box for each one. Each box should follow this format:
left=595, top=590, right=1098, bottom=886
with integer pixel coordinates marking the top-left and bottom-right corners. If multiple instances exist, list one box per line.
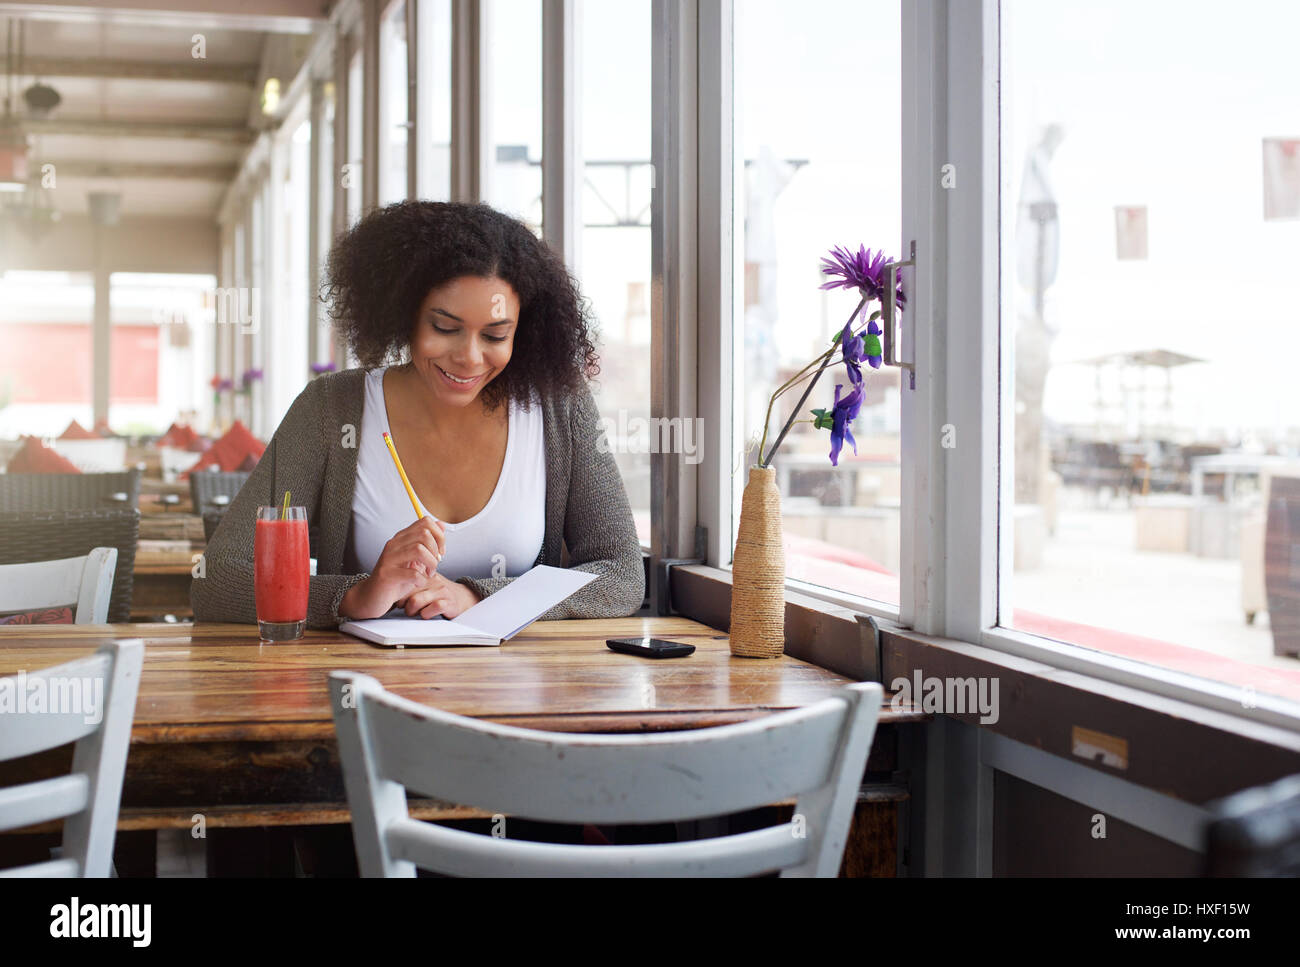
left=255, top=506, right=310, bottom=641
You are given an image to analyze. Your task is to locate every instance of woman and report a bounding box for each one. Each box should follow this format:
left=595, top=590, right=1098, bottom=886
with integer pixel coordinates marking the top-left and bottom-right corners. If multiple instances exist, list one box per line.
left=191, top=201, right=644, bottom=627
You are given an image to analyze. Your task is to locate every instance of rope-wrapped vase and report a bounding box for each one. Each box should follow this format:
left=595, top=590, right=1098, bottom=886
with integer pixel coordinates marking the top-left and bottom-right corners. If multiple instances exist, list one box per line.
left=729, top=465, right=786, bottom=658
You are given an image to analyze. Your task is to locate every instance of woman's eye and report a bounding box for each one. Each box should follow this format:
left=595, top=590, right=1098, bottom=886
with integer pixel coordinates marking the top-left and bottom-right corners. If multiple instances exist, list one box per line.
left=433, top=322, right=506, bottom=343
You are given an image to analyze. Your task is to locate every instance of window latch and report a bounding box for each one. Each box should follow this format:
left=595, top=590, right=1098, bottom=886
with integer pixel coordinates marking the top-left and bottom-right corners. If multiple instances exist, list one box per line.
left=882, top=240, right=916, bottom=388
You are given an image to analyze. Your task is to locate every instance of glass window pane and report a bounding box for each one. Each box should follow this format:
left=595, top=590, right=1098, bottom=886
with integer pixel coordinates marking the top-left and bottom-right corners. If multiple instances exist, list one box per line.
left=416, top=0, right=452, bottom=200
left=0, top=272, right=96, bottom=437
left=734, top=0, right=902, bottom=607
left=111, top=273, right=216, bottom=435
left=317, top=82, right=337, bottom=367
left=486, top=0, right=542, bottom=235
left=580, top=0, right=652, bottom=544
left=1001, top=0, right=1300, bottom=706
left=379, top=0, right=409, bottom=205
left=347, top=43, right=364, bottom=226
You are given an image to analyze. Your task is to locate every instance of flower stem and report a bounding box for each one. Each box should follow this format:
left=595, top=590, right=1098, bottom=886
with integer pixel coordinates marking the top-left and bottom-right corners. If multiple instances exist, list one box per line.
left=759, top=295, right=867, bottom=467
left=756, top=349, right=836, bottom=464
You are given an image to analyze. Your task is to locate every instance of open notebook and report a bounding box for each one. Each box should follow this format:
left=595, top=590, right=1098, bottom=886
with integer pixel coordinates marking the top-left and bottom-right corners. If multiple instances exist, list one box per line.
left=338, top=565, right=597, bottom=647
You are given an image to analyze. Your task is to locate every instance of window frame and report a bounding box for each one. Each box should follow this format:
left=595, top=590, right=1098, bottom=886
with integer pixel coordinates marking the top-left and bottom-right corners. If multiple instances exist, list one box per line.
left=210, top=0, right=1300, bottom=732
left=901, top=0, right=1300, bottom=731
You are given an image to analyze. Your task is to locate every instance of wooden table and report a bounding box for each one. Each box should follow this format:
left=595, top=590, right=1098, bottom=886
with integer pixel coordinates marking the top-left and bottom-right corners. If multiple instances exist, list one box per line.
left=131, top=538, right=202, bottom=620
left=0, top=618, right=921, bottom=874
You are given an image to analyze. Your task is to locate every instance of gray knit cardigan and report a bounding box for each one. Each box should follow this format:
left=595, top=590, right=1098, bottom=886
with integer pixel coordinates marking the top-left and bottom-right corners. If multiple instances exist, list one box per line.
left=190, top=367, right=645, bottom=628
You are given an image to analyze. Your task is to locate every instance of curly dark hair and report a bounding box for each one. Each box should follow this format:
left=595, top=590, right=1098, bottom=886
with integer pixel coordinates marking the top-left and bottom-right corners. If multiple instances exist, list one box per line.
left=322, top=201, right=600, bottom=410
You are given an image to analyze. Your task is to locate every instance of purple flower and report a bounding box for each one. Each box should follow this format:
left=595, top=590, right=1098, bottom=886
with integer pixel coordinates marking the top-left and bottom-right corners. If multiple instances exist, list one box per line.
left=864, top=320, right=883, bottom=369
left=839, top=320, right=866, bottom=386
left=216, top=378, right=234, bottom=392
left=310, top=361, right=337, bottom=375
left=829, top=382, right=864, bottom=467
left=240, top=367, right=263, bottom=388
left=820, top=244, right=907, bottom=309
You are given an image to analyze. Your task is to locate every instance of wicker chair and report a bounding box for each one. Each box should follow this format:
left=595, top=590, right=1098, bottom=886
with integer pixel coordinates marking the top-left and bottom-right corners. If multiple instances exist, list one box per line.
left=0, top=468, right=141, bottom=513
left=0, top=509, right=140, bottom=623
left=202, top=510, right=226, bottom=544
left=189, top=470, right=251, bottom=515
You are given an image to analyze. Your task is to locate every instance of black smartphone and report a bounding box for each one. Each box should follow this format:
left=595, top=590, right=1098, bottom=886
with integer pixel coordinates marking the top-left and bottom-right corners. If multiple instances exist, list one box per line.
left=606, top=637, right=696, bottom=659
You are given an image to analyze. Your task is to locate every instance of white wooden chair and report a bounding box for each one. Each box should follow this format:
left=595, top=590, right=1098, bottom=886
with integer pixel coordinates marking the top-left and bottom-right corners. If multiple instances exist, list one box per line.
left=329, top=672, right=883, bottom=877
left=0, top=548, right=118, bottom=624
left=0, top=639, right=144, bottom=877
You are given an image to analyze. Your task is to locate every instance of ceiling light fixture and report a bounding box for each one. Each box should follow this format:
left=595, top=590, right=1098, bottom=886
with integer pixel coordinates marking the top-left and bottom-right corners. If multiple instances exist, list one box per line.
left=261, top=77, right=281, bottom=116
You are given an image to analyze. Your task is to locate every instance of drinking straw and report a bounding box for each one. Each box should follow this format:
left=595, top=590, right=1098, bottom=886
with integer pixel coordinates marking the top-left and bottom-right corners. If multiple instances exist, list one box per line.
left=281, top=490, right=290, bottom=521
left=382, top=431, right=426, bottom=522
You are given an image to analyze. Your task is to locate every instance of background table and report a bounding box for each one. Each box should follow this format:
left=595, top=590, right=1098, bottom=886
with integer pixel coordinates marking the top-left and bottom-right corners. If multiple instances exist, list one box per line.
left=0, top=617, right=921, bottom=874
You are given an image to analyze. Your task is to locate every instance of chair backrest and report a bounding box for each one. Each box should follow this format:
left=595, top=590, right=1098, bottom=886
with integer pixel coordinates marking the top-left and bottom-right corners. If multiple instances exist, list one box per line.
left=0, top=548, right=118, bottom=624
left=0, top=639, right=144, bottom=877
left=0, top=468, right=140, bottom=514
left=1205, top=773, right=1300, bottom=876
left=330, top=672, right=883, bottom=877
left=0, top=509, right=139, bottom=623
left=189, top=470, right=250, bottom=514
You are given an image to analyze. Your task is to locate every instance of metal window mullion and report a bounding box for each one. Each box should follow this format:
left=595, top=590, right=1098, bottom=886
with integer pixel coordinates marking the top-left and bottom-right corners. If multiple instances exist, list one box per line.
left=308, top=79, right=324, bottom=367
left=255, top=169, right=274, bottom=438
left=405, top=0, right=418, bottom=200
left=650, top=0, right=701, bottom=612
left=900, top=0, right=947, bottom=636
left=238, top=194, right=255, bottom=425
left=330, top=25, right=350, bottom=367
left=942, top=0, right=1000, bottom=642
left=362, top=0, right=381, bottom=214
left=450, top=0, right=487, bottom=202
left=696, top=0, right=732, bottom=569
left=541, top=0, right=580, bottom=269
left=899, top=0, right=999, bottom=640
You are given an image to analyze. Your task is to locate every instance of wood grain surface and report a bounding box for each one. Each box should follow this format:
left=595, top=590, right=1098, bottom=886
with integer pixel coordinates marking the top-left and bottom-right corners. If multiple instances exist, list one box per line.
left=0, top=618, right=920, bottom=740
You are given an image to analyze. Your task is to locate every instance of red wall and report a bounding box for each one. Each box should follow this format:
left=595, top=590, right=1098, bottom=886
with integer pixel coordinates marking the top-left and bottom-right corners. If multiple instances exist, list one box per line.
left=0, top=323, right=159, bottom=404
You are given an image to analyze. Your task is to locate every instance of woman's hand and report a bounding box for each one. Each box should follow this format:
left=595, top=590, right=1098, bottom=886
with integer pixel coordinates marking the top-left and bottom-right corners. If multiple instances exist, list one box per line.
left=398, top=572, right=481, bottom=619
left=339, top=516, right=447, bottom=619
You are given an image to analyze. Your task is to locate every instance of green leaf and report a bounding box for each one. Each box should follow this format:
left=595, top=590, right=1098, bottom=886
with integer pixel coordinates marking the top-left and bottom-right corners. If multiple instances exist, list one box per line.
left=864, top=333, right=883, bottom=358
left=810, top=408, right=834, bottom=430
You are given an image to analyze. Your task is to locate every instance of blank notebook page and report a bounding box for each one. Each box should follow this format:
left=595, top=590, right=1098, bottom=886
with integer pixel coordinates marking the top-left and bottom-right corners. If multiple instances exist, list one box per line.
left=455, top=565, right=598, bottom=639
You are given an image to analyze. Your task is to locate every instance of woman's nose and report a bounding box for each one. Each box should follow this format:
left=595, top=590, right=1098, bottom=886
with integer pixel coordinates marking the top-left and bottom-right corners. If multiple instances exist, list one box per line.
left=454, top=337, right=483, bottom=368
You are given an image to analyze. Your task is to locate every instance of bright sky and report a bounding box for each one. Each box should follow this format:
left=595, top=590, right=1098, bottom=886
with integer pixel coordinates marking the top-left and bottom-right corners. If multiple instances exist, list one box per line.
left=1006, top=0, right=1300, bottom=442
left=734, top=0, right=1300, bottom=444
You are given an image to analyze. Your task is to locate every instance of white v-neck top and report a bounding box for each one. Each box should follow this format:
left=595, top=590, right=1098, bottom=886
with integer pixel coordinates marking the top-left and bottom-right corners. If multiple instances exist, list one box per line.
left=344, top=366, right=546, bottom=581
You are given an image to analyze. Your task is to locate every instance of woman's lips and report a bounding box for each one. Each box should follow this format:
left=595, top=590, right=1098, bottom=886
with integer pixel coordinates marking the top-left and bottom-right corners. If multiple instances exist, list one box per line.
left=436, top=365, right=486, bottom=388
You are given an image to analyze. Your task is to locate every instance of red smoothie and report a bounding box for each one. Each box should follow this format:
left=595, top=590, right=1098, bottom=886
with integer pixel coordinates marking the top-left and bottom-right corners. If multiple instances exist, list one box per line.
left=254, top=517, right=310, bottom=623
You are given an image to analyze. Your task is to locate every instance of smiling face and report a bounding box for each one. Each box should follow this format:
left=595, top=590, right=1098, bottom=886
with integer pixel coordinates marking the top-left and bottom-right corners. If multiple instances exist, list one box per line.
left=408, top=275, right=520, bottom=408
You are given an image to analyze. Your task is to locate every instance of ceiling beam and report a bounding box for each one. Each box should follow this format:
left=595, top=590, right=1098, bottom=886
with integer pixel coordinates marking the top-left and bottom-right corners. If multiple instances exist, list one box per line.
left=0, top=1, right=327, bottom=34
left=13, top=55, right=258, bottom=85
left=31, top=160, right=238, bottom=180
left=19, top=117, right=255, bottom=142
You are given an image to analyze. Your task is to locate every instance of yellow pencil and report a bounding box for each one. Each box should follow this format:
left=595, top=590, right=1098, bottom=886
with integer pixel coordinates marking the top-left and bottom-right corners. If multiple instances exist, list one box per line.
left=382, top=431, right=428, bottom=522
